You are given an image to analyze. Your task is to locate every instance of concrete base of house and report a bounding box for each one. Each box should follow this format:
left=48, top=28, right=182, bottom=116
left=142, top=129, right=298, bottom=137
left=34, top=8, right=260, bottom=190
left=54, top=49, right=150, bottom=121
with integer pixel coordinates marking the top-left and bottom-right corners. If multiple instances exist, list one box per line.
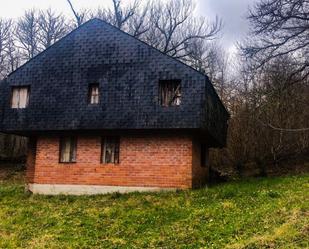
left=28, top=183, right=176, bottom=195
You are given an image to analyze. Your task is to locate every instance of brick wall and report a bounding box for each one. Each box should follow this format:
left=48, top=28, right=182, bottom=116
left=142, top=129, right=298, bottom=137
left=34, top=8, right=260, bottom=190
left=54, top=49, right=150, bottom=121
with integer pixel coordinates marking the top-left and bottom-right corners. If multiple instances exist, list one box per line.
left=27, top=134, right=205, bottom=189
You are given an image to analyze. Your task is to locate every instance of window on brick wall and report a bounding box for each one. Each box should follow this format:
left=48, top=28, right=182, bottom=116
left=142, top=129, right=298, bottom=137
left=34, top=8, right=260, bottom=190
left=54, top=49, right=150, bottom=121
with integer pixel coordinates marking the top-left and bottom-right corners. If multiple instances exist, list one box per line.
left=11, top=86, right=30, bottom=109
left=159, top=80, right=181, bottom=106
left=59, top=137, right=77, bottom=163
left=201, top=144, right=209, bottom=167
left=88, top=84, right=99, bottom=104
left=101, top=137, right=120, bottom=164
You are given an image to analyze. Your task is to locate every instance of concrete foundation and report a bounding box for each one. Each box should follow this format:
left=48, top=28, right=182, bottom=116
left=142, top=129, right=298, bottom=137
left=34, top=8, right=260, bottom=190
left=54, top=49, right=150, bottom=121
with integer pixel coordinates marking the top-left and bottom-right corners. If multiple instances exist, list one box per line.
left=28, top=183, right=176, bottom=195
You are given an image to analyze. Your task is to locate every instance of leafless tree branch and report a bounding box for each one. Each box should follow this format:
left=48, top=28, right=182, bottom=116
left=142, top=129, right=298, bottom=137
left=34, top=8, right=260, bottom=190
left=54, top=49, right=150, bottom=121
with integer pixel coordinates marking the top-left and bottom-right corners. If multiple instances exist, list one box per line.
left=240, top=0, right=309, bottom=79
left=38, top=9, right=68, bottom=49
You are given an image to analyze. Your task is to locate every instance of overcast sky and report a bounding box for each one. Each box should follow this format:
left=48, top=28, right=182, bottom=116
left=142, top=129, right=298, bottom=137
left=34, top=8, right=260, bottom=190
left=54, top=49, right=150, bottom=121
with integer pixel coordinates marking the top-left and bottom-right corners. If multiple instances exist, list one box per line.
left=198, top=0, right=257, bottom=54
left=0, top=0, right=257, bottom=54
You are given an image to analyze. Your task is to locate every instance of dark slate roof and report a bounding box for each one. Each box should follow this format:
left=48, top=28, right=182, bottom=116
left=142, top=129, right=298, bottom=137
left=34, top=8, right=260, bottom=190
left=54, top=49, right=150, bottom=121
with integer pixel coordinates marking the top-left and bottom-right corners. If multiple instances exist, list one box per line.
left=0, top=18, right=229, bottom=146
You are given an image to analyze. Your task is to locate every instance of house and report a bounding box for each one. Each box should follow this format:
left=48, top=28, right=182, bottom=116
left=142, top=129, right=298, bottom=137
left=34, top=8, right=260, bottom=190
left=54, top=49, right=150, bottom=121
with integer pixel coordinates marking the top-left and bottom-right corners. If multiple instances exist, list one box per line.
left=0, top=19, right=229, bottom=195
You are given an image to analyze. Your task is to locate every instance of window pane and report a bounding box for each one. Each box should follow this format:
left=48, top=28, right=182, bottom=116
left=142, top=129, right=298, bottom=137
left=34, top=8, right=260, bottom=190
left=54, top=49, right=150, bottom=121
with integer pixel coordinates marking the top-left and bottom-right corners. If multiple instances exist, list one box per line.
left=89, top=84, right=99, bottom=104
left=11, top=86, right=29, bottom=109
left=70, top=138, right=77, bottom=162
left=105, top=145, right=114, bottom=163
left=60, top=137, right=77, bottom=163
left=114, top=140, right=120, bottom=164
left=19, top=87, right=29, bottom=108
left=11, top=88, right=20, bottom=108
left=159, top=80, right=181, bottom=106
left=102, top=137, right=120, bottom=164
left=61, top=138, right=71, bottom=162
left=174, top=86, right=181, bottom=106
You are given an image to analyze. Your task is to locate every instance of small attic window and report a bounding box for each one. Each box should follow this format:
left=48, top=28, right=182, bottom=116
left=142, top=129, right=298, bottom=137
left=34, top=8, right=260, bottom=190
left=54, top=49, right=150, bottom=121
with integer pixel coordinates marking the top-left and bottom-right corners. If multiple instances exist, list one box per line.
left=88, top=84, right=99, bottom=104
left=159, top=80, right=181, bottom=107
left=11, top=86, right=30, bottom=109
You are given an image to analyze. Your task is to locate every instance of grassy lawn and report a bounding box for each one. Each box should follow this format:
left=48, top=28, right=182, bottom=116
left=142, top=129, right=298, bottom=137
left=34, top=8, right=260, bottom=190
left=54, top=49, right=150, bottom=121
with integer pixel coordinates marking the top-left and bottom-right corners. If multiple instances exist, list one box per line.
left=0, top=174, right=308, bottom=248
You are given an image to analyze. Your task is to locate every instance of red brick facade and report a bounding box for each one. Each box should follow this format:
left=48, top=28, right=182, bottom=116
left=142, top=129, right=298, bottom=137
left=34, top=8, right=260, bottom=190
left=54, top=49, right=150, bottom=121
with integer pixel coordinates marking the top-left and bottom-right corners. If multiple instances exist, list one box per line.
left=26, top=134, right=209, bottom=189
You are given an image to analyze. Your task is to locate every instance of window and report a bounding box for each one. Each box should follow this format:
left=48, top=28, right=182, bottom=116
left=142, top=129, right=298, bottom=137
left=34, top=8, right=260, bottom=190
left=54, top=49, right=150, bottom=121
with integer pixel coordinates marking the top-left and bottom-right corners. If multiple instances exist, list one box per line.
left=59, top=137, right=77, bottom=163
left=201, top=144, right=209, bottom=167
left=11, top=86, right=30, bottom=108
left=88, top=84, right=99, bottom=104
left=159, top=80, right=181, bottom=106
left=101, top=137, right=120, bottom=164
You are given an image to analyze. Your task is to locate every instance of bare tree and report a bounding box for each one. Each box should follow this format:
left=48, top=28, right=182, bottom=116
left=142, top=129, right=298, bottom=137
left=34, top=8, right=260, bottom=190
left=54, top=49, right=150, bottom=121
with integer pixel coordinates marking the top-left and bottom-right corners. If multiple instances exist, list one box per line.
left=240, top=0, right=309, bottom=80
left=16, top=9, right=40, bottom=60
left=212, top=55, right=309, bottom=176
left=147, top=0, right=222, bottom=60
left=66, top=0, right=89, bottom=27
left=126, top=3, right=150, bottom=38
left=95, top=0, right=146, bottom=36
left=93, top=0, right=221, bottom=67
left=181, top=40, right=232, bottom=104
left=6, top=29, right=21, bottom=74
left=0, top=18, right=12, bottom=78
left=38, top=9, right=69, bottom=49
left=109, top=0, right=139, bottom=29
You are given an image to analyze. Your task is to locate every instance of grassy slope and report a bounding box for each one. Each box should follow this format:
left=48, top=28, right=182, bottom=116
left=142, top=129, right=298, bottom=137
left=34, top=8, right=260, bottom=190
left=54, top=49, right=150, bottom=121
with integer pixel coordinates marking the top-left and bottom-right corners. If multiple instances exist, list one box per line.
left=0, top=175, right=308, bottom=249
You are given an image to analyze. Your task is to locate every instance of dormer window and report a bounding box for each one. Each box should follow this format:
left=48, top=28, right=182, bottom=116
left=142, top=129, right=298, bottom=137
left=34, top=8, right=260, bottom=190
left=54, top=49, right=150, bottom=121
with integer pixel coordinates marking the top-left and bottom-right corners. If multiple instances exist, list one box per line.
left=11, top=86, right=30, bottom=109
left=159, top=80, right=181, bottom=106
left=88, top=84, right=99, bottom=104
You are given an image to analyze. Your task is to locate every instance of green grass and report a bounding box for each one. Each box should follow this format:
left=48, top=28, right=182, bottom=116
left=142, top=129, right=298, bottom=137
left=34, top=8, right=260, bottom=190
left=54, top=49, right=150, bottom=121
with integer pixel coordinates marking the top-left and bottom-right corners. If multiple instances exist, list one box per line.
left=0, top=175, right=308, bottom=248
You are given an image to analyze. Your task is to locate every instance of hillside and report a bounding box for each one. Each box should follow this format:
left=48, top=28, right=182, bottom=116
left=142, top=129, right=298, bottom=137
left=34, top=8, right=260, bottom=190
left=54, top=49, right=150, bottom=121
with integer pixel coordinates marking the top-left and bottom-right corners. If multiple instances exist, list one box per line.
left=0, top=171, right=308, bottom=248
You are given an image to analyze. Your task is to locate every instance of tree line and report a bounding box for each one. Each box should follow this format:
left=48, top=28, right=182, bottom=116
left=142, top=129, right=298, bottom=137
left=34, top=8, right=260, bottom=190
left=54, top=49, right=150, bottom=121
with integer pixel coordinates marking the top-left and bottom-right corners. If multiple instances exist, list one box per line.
left=211, top=0, right=309, bottom=176
left=0, top=0, right=308, bottom=176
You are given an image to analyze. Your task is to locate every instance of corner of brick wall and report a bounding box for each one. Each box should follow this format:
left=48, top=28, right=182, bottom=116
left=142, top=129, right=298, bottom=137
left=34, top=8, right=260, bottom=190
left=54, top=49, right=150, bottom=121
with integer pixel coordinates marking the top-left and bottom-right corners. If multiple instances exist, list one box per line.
left=191, top=138, right=210, bottom=188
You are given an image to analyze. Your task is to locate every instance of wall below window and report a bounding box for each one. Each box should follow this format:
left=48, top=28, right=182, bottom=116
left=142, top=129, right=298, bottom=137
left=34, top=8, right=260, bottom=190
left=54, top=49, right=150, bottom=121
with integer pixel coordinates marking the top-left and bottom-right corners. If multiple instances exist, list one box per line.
left=26, top=133, right=209, bottom=190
